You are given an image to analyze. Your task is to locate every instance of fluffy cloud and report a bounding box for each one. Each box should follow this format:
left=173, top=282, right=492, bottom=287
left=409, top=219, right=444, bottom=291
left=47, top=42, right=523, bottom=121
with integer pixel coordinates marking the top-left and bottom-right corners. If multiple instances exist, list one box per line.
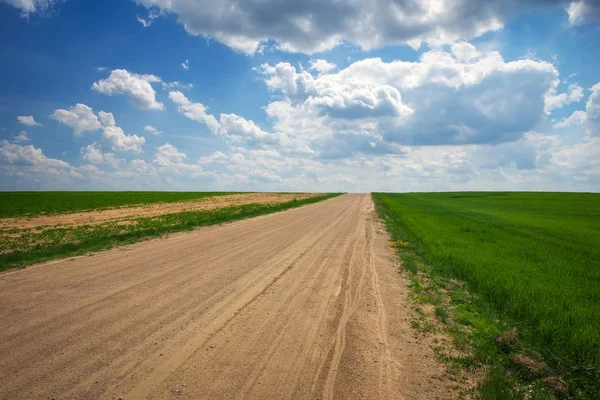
left=567, top=1, right=600, bottom=24
left=553, top=82, right=600, bottom=136
left=51, top=103, right=102, bottom=136
left=0, top=0, right=57, bottom=16
left=98, top=111, right=145, bottom=153
left=135, top=0, right=599, bottom=54
left=92, top=69, right=165, bottom=111
left=586, top=82, right=600, bottom=136
left=13, top=131, right=30, bottom=142
left=0, top=140, right=69, bottom=169
left=260, top=44, right=559, bottom=153
left=153, top=143, right=204, bottom=176
left=545, top=83, right=584, bottom=114
left=168, top=91, right=220, bottom=133
left=144, top=125, right=162, bottom=135
left=182, top=59, right=190, bottom=71
left=310, top=59, right=336, bottom=75
left=218, top=114, right=278, bottom=145
left=80, top=143, right=120, bottom=168
left=162, top=81, right=193, bottom=90
left=17, top=115, right=40, bottom=126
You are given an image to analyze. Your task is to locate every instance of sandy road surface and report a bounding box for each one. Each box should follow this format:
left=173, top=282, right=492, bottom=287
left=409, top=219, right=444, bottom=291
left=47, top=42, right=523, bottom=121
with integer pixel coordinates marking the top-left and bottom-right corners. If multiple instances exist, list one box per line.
left=0, top=194, right=452, bottom=399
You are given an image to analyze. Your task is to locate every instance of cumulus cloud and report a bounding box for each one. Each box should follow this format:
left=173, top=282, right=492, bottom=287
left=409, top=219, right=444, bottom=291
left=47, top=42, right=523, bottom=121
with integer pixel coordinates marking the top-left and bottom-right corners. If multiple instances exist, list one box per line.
left=545, top=83, right=584, bottom=114
left=153, top=143, right=204, bottom=176
left=260, top=44, right=559, bottom=152
left=80, top=143, right=120, bottom=168
left=218, top=114, right=278, bottom=145
left=181, top=59, right=190, bottom=71
left=162, top=81, right=193, bottom=90
left=51, top=103, right=102, bottom=136
left=154, top=143, right=187, bottom=166
left=168, top=91, right=220, bottom=133
left=92, top=69, right=165, bottom=111
left=134, top=0, right=600, bottom=54
left=0, top=0, right=57, bottom=17
left=144, top=125, right=162, bottom=135
left=309, top=59, right=336, bottom=75
left=0, top=140, right=69, bottom=169
left=567, top=1, right=600, bottom=24
left=553, top=82, right=600, bottom=136
left=13, top=131, right=30, bottom=142
left=17, top=115, right=40, bottom=126
left=98, top=111, right=145, bottom=153
left=586, top=82, right=600, bottom=136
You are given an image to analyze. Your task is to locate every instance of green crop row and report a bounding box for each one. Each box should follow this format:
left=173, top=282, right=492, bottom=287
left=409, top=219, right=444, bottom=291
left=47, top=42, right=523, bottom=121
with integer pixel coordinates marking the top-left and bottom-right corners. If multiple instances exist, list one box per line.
left=373, top=192, right=600, bottom=398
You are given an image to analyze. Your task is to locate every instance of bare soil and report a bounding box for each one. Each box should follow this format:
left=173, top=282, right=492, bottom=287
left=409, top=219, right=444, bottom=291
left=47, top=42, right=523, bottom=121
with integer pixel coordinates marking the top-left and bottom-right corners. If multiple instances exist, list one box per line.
left=0, top=192, right=320, bottom=230
left=0, top=194, right=455, bottom=399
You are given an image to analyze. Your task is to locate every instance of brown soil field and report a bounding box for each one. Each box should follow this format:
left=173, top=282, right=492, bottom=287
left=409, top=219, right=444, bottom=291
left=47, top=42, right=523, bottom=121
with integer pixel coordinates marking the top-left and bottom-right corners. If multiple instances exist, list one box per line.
left=0, top=192, right=320, bottom=231
left=0, top=194, right=455, bottom=399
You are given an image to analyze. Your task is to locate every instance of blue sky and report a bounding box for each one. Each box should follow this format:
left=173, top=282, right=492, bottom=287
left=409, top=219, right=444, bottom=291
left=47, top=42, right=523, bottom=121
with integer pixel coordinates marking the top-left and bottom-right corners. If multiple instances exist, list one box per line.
left=0, top=0, right=599, bottom=192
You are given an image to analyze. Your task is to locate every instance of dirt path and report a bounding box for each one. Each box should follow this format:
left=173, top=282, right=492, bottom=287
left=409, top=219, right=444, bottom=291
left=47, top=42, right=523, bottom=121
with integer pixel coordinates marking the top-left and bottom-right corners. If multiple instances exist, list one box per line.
left=0, top=194, right=453, bottom=399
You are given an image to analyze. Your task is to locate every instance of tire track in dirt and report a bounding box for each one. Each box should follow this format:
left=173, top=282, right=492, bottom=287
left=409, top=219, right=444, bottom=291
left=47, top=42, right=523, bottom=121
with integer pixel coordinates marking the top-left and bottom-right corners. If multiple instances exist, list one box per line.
left=0, top=194, right=455, bottom=399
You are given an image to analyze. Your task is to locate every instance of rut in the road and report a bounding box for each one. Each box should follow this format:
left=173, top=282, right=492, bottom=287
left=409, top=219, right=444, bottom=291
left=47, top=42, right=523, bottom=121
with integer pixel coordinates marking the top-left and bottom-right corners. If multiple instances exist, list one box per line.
left=0, top=194, right=454, bottom=399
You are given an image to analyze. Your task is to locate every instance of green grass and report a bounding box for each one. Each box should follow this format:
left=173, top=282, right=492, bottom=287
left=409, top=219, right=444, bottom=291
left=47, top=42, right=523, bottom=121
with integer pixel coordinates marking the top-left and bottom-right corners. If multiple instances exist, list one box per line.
left=373, top=192, right=600, bottom=398
left=0, top=191, right=239, bottom=217
left=0, top=193, right=340, bottom=272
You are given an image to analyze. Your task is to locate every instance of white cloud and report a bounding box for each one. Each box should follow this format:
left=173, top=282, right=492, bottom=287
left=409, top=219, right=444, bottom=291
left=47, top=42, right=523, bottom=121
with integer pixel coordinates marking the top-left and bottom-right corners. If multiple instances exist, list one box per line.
left=98, top=111, right=145, bottom=153
left=80, top=143, right=120, bottom=168
left=134, top=0, right=600, bottom=54
left=553, top=110, right=587, bottom=129
left=567, top=1, right=600, bottom=25
left=168, top=91, right=220, bottom=133
left=17, top=115, right=40, bottom=126
left=153, top=143, right=205, bottom=176
left=137, top=9, right=158, bottom=27
left=218, top=113, right=278, bottom=145
left=552, top=82, right=600, bottom=136
left=585, top=82, right=600, bottom=136
left=182, top=59, right=190, bottom=71
left=198, top=151, right=228, bottom=164
left=309, top=59, right=336, bottom=75
left=162, top=81, right=193, bottom=90
left=51, top=103, right=102, bottom=136
left=0, top=0, right=57, bottom=17
left=154, top=143, right=187, bottom=166
left=545, top=83, right=584, bottom=114
left=0, top=140, right=69, bottom=169
left=260, top=45, right=559, bottom=153
left=92, top=69, right=165, bottom=111
left=13, top=131, right=30, bottom=142
left=144, top=125, right=163, bottom=135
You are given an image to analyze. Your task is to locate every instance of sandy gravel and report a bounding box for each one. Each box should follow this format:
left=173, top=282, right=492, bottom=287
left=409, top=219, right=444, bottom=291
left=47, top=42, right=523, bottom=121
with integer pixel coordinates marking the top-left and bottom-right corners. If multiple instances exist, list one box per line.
left=0, top=192, right=320, bottom=230
left=0, top=194, right=454, bottom=399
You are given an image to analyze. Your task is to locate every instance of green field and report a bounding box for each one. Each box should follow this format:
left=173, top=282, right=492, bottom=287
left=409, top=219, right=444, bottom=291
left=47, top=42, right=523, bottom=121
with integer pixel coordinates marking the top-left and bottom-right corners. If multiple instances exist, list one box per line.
left=0, top=193, right=340, bottom=271
left=373, top=192, right=600, bottom=397
left=0, top=191, right=238, bottom=218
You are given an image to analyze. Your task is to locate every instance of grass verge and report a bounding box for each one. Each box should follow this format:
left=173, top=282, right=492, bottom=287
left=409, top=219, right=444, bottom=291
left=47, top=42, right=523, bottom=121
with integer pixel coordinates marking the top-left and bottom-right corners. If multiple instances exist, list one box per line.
left=372, top=192, right=600, bottom=399
left=0, top=193, right=340, bottom=272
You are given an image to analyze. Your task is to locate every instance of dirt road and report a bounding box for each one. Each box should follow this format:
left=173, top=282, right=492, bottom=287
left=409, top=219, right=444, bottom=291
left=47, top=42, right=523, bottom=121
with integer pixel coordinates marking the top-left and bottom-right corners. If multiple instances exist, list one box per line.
left=0, top=194, right=452, bottom=399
